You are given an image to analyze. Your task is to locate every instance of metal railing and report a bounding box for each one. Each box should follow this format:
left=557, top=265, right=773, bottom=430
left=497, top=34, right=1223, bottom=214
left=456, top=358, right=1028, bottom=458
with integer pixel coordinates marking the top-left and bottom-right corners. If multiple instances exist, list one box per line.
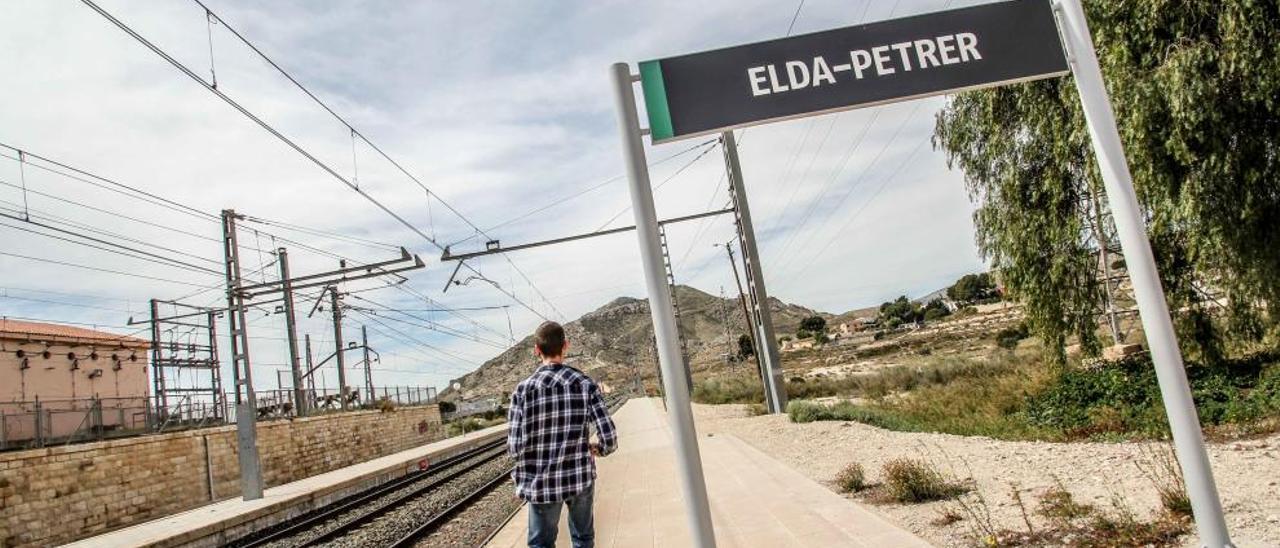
left=0, top=385, right=438, bottom=452
left=0, top=396, right=151, bottom=451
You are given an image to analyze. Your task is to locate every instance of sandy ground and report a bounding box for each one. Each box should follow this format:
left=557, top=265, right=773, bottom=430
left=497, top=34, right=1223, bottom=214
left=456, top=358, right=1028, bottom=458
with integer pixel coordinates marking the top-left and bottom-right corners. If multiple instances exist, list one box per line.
left=691, top=404, right=1280, bottom=547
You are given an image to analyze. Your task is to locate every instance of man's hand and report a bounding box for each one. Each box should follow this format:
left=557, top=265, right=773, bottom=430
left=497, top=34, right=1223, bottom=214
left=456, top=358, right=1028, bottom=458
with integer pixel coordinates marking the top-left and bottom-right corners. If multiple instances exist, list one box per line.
left=589, top=442, right=602, bottom=457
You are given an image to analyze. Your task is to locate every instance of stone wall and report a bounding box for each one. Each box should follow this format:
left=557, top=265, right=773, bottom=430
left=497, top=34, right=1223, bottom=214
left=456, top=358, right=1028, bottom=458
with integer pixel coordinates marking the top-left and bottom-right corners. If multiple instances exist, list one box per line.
left=0, top=404, right=442, bottom=547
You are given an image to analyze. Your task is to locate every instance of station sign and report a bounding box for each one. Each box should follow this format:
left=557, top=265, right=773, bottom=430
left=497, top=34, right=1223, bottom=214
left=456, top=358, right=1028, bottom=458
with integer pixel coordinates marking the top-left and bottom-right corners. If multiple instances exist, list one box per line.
left=639, top=0, right=1069, bottom=143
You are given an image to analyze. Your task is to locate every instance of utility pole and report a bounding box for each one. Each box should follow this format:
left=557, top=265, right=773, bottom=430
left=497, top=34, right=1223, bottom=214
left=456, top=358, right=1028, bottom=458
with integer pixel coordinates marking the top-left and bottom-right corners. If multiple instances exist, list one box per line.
left=362, top=325, right=374, bottom=404
left=304, top=334, right=315, bottom=398
left=220, top=209, right=263, bottom=500
left=718, top=286, right=732, bottom=366
left=718, top=240, right=764, bottom=384
left=329, top=286, right=349, bottom=410
left=721, top=131, right=787, bottom=414
left=277, top=248, right=307, bottom=416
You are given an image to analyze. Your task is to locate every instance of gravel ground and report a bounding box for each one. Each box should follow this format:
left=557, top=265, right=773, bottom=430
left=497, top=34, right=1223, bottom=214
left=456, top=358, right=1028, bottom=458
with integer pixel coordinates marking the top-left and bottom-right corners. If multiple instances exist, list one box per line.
left=252, top=447, right=508, bottom=548
left=693, top=404, right=1280, bottom=547
left=414, top=478, right=522, bottom=547
left=323, top=455, right=513, bottom=547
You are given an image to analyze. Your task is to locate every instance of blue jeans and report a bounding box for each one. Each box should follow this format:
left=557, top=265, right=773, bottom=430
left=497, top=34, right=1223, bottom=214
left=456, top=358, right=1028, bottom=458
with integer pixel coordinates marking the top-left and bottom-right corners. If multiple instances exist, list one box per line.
left=528, top=485, right=595, bottom=548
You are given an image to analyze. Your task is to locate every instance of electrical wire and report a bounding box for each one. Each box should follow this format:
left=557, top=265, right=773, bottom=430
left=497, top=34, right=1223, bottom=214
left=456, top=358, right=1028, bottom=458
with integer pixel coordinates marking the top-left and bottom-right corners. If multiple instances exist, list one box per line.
left=160, top=0, right=560, bottom=321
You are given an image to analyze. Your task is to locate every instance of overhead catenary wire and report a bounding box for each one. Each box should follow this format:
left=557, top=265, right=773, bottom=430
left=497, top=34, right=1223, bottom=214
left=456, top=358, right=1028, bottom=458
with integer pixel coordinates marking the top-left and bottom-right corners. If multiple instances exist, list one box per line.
left=0, top=251, right=209, bottom=288
left=0, top=216, right=223, bottom=278
left=469, top=137, right=721, bottom=240
left=2, top=144, right=502, bottom=340
left=169, top=0, right=561, bottom=321
left=0, top=199, right=221, bottom=269
left=780, top=135, right=932, bottom=285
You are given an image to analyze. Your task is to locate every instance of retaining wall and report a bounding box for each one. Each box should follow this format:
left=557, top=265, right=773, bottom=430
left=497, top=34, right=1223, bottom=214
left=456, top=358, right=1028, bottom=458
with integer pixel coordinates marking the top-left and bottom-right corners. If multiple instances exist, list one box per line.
left=0, top=404, right=442, bottom=547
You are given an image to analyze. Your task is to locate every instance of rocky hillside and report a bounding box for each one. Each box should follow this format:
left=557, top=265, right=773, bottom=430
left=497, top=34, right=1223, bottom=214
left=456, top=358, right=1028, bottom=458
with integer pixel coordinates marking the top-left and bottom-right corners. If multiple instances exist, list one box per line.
left=441, top=285, right=822, bottom=402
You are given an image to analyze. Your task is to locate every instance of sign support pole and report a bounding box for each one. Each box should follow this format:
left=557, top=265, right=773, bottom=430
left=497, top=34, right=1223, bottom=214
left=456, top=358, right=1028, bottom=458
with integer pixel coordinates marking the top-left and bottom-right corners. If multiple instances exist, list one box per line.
left=721, top=130, right=787, bottom=413
left=1054, top=1, right=1232, bottom=545
left=611, top=62, right=717, bottom=548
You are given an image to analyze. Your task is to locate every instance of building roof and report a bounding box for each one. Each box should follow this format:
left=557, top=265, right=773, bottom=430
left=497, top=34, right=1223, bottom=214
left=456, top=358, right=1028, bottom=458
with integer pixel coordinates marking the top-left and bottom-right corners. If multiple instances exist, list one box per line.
left=0, top=318, right=150, bottom=349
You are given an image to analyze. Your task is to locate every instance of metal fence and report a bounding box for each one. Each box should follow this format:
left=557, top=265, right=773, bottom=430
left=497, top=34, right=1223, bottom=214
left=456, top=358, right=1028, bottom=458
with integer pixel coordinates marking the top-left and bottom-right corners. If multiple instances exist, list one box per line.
left=0, top=396, right=151, bottom=451
left=1, top=385, right=437, bottom=452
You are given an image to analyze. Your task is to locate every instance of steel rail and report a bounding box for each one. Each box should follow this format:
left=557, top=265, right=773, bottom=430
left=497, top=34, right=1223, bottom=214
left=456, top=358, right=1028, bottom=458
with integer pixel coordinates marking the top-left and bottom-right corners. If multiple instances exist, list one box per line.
left=235, top=437, right=504, bottom=548
left=387, top=471, right=512, bottom=548
left=299, top=446, right=509, bottom=547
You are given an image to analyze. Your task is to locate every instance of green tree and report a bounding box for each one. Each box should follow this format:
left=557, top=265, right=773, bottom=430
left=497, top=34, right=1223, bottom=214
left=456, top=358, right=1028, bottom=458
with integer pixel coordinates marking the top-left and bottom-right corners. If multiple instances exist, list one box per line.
left=934, top=1, right=1280, bottom=364
left=879, top=296, right=922, bottom=326
left=799, top=315, right=827, bottom=334
left=947, top=273, right=997, bottom=303
left=737, top=334, right=754, bottom=359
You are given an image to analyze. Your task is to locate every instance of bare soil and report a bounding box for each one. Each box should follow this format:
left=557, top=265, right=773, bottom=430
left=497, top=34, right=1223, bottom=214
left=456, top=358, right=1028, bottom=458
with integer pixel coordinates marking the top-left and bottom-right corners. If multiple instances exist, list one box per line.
left=693, top=403, right=1280, bottom=547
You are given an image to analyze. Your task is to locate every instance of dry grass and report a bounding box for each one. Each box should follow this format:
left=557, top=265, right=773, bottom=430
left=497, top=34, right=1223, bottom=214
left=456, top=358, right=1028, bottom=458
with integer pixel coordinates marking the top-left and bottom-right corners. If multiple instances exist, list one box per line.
left=880, top=458, right=969, bottom=503
left=951, top=480, right=1190, bottom=547
left=834, top=462, right=867, bottom=493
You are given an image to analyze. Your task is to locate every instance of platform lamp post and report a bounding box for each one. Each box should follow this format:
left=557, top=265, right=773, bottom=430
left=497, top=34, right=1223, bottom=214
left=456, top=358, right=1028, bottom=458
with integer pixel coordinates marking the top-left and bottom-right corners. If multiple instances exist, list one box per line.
left=610, top=62, right=717, bottom=548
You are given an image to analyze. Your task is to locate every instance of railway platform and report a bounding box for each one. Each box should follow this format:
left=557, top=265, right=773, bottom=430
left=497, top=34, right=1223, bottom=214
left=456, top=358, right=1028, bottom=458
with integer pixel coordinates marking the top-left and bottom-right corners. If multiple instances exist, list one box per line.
left=485, top=398, right=930, bottom=547
left=61, top=424, right=507, bottom=548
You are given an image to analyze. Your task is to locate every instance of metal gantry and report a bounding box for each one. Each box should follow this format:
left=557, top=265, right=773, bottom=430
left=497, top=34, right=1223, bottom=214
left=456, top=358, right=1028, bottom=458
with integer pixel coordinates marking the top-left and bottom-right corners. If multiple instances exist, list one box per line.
left=146, top=299, right=224, bottom=427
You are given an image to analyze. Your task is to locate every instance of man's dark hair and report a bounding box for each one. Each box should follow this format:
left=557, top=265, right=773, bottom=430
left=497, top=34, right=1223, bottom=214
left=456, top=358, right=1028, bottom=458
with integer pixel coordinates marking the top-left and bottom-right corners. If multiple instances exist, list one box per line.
left=534, top=321, right=566, bottom=357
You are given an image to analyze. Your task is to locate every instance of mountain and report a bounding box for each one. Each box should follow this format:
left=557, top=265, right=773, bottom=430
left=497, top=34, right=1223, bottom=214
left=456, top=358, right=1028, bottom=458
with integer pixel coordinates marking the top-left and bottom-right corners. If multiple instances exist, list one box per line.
left=441, top=285, right=823, bottom=403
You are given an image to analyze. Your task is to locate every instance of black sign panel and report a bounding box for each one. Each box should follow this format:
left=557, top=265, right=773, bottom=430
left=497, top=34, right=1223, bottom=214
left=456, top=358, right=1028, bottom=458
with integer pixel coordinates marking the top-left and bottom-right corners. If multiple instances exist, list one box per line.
left=639, top=0, right=1068, bottom=142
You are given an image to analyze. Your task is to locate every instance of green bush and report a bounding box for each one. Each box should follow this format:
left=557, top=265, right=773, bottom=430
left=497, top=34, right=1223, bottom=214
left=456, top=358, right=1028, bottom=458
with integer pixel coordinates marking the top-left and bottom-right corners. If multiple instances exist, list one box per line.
left=995, top=322, right=1029, bottom=349
left=692, top=376, right=764, bottom=404
left=881, top=458, right=967, bottom=503
left=834, top=463, right=867, bottom=493
left=1024, top=351, right=1280, bottom=438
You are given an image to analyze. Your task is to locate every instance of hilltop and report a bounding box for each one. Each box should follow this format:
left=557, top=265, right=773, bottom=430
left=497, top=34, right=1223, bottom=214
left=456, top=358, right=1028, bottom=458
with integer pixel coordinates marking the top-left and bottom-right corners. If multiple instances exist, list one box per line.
left=441, top=285, right=825, bottom=402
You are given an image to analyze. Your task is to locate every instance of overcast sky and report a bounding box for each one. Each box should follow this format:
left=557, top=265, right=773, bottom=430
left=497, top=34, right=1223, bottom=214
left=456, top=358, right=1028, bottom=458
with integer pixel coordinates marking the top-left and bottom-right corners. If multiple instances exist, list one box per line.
left=0, top=0, right=988, bottom=393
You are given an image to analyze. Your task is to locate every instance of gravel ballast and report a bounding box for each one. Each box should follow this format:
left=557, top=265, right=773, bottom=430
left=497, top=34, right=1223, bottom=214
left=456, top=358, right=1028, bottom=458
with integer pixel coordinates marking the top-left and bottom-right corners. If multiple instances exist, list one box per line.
left=693, top=403, right=1280, bottom=547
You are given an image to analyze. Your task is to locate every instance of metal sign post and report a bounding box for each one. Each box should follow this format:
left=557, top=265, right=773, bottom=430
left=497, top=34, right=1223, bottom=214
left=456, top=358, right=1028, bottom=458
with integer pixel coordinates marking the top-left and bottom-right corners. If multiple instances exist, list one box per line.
left=610, top=62, right=717, bottom=548
left=1053, top=1, right=1231, bottom=545
left=621, top=0, right=1233, bottom=545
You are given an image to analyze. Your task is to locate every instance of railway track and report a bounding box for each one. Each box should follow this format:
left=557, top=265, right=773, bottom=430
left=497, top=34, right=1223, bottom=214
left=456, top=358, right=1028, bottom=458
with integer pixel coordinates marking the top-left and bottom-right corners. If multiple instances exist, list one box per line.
left=235, top=438, right=509, bottom=548
left=396, top=395, right=630, bottom=546
left=237, top=395, right=630, bottom=548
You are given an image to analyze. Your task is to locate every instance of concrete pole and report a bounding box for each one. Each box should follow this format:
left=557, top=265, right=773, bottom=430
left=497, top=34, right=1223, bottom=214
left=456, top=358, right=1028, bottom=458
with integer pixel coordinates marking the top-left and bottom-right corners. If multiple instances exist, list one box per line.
left=721, top=131, right=787, bottom=413
left=277, top=248, right=307, bottom=416
left=611, top=62, right=717, bottom=548
left=1054, top=1, right=1231, bottom=545
left=362, top=325, right=374, bottom=405
left=329, top=286, right=349, bottom=411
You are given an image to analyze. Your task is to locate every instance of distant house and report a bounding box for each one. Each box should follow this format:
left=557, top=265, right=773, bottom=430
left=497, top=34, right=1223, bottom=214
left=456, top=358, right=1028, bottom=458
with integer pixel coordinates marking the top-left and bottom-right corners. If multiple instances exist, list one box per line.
left=781, top=338, right=817, bottom=352
left=853, top=317, right=878, bottom=331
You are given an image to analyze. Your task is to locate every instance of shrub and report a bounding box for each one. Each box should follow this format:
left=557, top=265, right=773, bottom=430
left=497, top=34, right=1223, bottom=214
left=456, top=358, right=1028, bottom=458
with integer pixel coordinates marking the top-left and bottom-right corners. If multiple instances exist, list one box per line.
left=745, top=403, right=768, bottom=416
left=881, top=458, right=967, bottom=503
left=995, top=322, right=1029, bottom=349
left=834, top=463, right=867, bottom=493
left=692, top=376, right=764, bottom=404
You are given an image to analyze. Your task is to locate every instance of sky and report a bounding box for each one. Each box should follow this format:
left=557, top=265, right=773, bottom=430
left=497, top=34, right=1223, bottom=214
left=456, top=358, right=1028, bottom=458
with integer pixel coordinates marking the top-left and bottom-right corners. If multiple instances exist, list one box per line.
left=0, top=0, right=989, bottom=395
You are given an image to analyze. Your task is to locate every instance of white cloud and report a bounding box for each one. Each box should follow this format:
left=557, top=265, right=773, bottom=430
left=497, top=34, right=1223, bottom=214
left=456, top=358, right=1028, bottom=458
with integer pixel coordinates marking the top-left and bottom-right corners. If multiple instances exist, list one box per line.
left=0, top=0, right=991, bottom=393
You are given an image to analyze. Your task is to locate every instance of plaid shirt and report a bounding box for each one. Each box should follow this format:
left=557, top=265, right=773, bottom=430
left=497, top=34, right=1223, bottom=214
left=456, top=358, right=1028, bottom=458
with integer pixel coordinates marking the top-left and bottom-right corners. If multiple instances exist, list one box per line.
left=507, top=363, right=618, bottom=503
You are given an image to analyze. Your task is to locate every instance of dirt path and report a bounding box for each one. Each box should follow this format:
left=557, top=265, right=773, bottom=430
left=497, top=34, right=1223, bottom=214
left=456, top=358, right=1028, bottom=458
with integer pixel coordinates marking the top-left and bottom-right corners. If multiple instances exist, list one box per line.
left=692, top=404, right=1280, bottom=547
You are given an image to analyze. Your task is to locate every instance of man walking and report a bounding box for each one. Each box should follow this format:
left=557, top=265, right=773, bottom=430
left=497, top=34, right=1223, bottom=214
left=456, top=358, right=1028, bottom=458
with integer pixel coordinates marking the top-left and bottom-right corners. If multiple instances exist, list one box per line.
left=508, top=321, right=618, bottom=548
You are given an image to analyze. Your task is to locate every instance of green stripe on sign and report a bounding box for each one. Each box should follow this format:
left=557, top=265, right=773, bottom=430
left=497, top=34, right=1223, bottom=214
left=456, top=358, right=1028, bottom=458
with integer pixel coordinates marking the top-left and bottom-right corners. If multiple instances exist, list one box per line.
left=639, top=60, right=674, bottom=142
